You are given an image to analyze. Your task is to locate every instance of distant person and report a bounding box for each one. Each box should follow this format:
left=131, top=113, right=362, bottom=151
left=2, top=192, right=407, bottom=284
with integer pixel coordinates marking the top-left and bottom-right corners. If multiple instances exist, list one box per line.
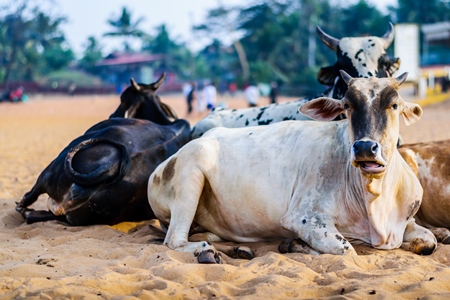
left=9, top=87, right=24, bottom=102
left=203, top=82, right=217, bottom=110
left=186, top=82, right=197, bottom=116
left=244, top=84, right=260, bottom=107
left=196, top=82, right=205, bottom=113
left=228, top=82, right=237, bottom=98
left=442, top=75, right=450, bottom=92
left=269, top=81, right=278, bottom=104
left=68, top=82, right=76, bottom=96
left=218, top=81, right=227, bottom=96
left=116, top=83, right=123, bottom=94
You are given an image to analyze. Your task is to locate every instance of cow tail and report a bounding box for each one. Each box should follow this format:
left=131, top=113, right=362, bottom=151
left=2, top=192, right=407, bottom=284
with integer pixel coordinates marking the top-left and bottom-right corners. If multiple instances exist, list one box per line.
left=64, top=138, right=131, bottom=186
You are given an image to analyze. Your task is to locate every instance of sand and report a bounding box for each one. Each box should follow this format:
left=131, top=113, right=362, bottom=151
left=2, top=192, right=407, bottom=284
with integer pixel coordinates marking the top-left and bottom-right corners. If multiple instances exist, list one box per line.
left=1, top=92, right=450, bottom=299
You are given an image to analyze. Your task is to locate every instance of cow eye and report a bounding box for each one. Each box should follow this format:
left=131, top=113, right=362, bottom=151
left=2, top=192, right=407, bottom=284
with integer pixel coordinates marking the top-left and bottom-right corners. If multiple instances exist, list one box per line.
left=391, top=103, right=398, bottom=110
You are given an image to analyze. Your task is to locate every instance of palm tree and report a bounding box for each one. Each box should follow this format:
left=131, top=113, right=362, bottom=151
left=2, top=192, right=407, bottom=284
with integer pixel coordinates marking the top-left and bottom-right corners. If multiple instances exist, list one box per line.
left=194, top=5, right=250, bottom=81
left=103, top=6, right=147, bottom=52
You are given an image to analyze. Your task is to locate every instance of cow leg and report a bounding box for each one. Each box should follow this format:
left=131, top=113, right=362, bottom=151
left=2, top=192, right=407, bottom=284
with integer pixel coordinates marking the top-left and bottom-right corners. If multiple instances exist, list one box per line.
left=401, top=220, right=437, bottom=255
left=427, top=227, right=450, bottom=244
left=15, top=206, right=67, bottom=224
left=190, top=232, right=254, bottom=260
left=164, top=215, right=223, bottom=264
left=215, top=244, right=254, bottom=260
left=149, top=224, right=252, bottom=260
left=18, top=184, right=44, bottom=208
left=149, top=158, right=223, bottom=263
left=280, top=211, right=357, bottom=255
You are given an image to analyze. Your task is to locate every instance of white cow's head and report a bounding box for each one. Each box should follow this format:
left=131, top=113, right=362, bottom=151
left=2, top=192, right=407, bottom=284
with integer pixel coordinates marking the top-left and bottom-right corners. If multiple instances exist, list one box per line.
left=299, top=71, right=422, bottom=178
left=317, top=23, right=401, bottom=99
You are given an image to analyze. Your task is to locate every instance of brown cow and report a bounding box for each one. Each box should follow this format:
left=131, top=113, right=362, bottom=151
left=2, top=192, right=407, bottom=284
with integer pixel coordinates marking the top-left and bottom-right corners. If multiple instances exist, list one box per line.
left=399, top=140, right=450, bottom=243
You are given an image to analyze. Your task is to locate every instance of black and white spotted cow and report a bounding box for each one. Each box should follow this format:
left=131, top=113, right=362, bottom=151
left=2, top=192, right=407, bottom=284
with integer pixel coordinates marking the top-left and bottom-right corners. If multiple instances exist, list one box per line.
left=191, top=23, right=401, bottom=139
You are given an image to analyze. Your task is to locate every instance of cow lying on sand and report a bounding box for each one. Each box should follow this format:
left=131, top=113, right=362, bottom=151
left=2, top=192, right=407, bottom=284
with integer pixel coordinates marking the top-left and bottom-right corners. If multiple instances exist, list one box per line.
left=191, top=23, right=400, bottom=139
left=16, top=77, right=191, bottom=225
left=399, top=140, right=450, bottom=243
left=148, top=71, right=436, bottom=264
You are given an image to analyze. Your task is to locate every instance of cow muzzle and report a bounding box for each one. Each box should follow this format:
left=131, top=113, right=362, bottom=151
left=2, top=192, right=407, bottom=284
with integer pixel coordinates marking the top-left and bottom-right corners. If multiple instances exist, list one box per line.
left=351, top=140, right=386, bottom=175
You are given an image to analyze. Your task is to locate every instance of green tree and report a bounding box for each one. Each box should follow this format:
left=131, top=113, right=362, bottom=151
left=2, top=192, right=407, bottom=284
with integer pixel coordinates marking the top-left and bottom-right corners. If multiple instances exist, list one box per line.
left=42, top=44, right=74, bottom=73
left=195, top=39, right=239, bottom=82
left=194, top=4, right=250, bottom=80
left=142, top=24, right=193, bottom=79
left=236, top=0, right=328, bottom=88
left=195, top=0, right=450, bottom=96
left=103, top=6, right=147, bottom=52
left=391, top=0, right=450, bottom=24
left=340, top=0, right=391, bottom=36
left=143, top=24, right=173, bottom=54
left=79, top=36, right=104, bottom=73
left=0, top=1, right=73, bottom=84
left=0, top=4, right=30, bottom=83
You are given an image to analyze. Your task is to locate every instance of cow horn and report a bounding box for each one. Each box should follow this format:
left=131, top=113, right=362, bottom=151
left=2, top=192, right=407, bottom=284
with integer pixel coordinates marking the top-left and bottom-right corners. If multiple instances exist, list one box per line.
left=381, top=22, right=395, bottom=49
left=395, top=72, right=408, bottom=85
left=339, top=70, right=353, bottom=85
left=317, top=26, right=339, bottom=52
left=130, top=78, right=141, bottom=91
left=149, top=73, right=166, bottom=91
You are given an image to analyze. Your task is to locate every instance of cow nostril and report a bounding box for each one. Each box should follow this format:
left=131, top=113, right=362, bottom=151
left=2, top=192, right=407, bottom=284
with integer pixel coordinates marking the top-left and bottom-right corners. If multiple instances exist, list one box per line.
left=371, top=143, right=378, bottom=153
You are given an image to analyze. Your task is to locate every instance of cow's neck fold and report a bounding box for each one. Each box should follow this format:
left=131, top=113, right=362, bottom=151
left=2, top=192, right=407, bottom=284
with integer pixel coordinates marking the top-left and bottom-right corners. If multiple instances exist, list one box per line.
left=362, top=153, right=411, bottom=249
left=364, top=176, right=382, bottom=201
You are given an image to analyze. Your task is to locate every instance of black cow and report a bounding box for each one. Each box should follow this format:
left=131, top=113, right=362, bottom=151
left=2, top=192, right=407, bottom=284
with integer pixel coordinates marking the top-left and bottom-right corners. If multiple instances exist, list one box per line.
left=110, top=73, right=178, bottom=121
left=16, top=76, right=191, bottom=225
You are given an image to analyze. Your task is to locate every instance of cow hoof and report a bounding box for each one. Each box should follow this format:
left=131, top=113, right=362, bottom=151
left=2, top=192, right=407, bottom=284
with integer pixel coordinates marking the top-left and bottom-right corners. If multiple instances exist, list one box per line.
left=442, top=236, right=450, bottom=245
left=197, top=249, right=223, bottom=264
left=15, top=204, right=29, bottom=216
left=278, top=238, right=319, bottom=254
left=278, top=238, right=310, bottom=253
left=406, top=238, right=437, bottom=255
left=233, top=246, right=254, bottom=260
left=278, top=239, right=293, bottom=253
left=419, top=245, right=436, bottom=255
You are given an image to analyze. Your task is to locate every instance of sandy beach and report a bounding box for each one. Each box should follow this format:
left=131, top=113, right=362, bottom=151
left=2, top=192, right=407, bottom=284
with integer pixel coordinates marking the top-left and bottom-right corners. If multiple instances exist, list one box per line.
left=1, top=91, right=450, bottom=299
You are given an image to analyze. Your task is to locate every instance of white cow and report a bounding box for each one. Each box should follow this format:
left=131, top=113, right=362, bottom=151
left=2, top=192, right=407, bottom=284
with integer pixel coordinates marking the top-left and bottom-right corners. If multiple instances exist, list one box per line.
left=148, top=71, right=436, bottom=264
left=190, top=23, right=401, bottom=139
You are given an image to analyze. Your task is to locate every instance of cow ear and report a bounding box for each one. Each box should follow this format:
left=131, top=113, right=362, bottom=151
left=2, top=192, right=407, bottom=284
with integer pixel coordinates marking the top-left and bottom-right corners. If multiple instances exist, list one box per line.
left=402, top=102, right=423, bottom=126
left=299, top=97, right=344, bottom=121
left=317, top=65, right=339, bottom=85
